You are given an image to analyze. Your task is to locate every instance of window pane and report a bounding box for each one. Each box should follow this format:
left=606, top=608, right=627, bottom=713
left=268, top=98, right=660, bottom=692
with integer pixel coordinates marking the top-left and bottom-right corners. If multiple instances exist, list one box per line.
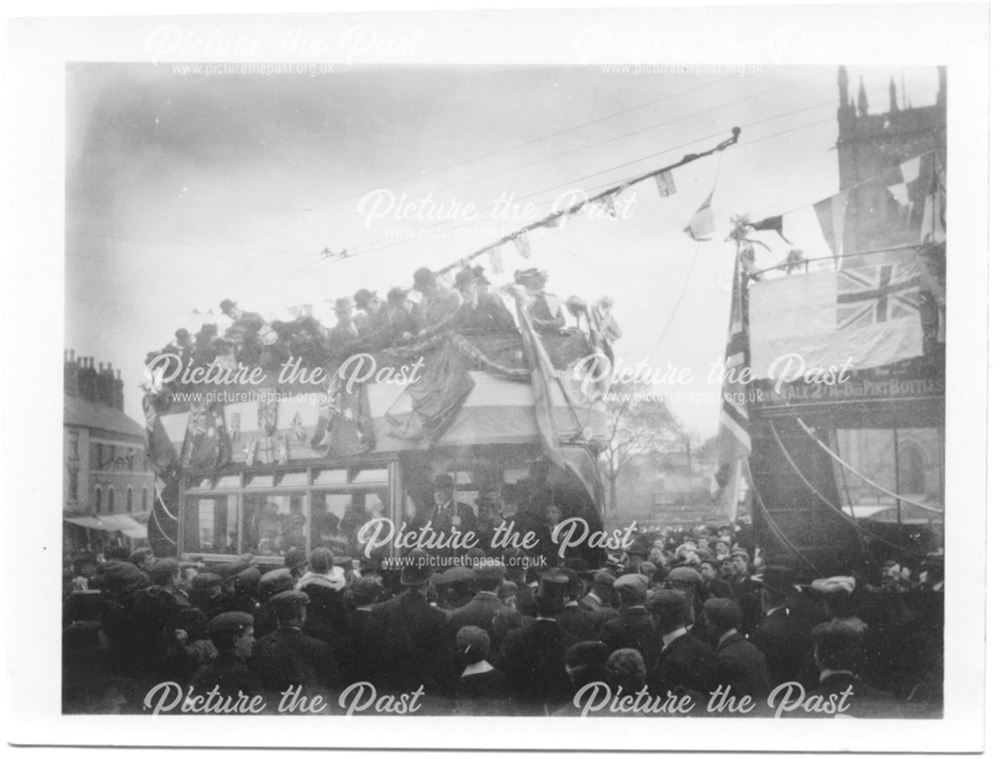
left=242, top=493, right=306, bottom=556
left=312, top=489, right=388, bottom=555
left=183, top=496, right=238, bottom=554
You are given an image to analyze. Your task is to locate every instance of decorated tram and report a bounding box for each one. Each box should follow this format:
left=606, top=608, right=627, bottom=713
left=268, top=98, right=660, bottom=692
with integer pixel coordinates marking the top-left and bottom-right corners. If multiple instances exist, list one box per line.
left=141, top=279, right=616, bottom=568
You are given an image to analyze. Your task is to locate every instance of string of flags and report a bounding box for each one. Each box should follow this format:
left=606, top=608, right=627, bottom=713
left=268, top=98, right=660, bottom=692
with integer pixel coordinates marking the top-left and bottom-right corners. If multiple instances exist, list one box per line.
left=745, top=148, right=945, bottom=260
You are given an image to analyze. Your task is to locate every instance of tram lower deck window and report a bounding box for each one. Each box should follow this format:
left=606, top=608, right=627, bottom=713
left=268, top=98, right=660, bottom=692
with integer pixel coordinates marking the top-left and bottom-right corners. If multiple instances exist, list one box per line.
left=184, top=496, right=238, bottom=554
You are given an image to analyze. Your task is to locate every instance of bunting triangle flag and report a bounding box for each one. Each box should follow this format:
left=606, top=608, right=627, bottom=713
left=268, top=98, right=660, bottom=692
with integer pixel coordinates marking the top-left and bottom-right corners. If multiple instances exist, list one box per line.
left=486, top=246, right=504, bottom=274
left=654, top=169, right=677, bottom=197
left=749, top=215, right=793, bottom=245
left=813, top=191, right=849, bottom=261
left=597, top=192, right=620, bottom=219
left=684, top=192, right=715, bottom=241
left=512, top=234, right=532, bottom=259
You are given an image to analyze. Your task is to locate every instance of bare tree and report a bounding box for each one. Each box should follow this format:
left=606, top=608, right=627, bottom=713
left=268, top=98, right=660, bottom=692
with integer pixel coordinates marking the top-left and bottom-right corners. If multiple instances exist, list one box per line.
left=601, top=381, right=681, bottom=512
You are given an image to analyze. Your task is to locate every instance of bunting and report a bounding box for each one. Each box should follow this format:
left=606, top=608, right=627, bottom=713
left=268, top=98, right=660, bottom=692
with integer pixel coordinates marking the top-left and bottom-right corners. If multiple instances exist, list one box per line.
left=813, top=191, right=849, bottom=261
left=513, top=234, right=532, bottom=259
left=684, top=192, right=715, bottom=241
left=597, top=191, right=621, bottom=219
left=487, top=246, right=504, bottom=274
left=654, top=169, right=677, bottom=197
left=749, top=215, right=793, bottom=245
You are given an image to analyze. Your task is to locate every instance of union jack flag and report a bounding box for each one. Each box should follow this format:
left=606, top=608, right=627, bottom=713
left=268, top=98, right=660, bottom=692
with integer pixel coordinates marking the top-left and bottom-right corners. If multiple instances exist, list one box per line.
left=837, top=263, right=921, bottom=330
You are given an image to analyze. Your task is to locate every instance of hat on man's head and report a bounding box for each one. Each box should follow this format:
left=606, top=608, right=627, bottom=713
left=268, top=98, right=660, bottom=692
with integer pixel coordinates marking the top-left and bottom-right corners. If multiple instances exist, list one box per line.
left=432, top=473, right=455, bottom=490
left=191, top=573, right=222, bottom=591
left=269, top=589, right=310, bottom=613
left=284, top=548, right=309, bottom=572
left=208, top=611, right=254, bottom=640
left=667, top=566, right=703, bottom=588
left=443, top=566, right=476, bottom=586
left=400, top=551, right=434, bottom=586
left=536, top=570, right=570, bottom=609
left=333, top=297, right=354, bottom=314
left=259, top=568, right=296, bottom=599
left=646, top=589, right=689, bottom=616
left=219, top=299, right=237, bottom=313
left=354, top=289, right=378, bottom=308
left=413, top=267, right=436, bottom=290
left=514, top=268, right=548, bottom=286
left=613, top=573, right=648, bottom=604
left=730, top=548, right=750, bottom=560
left=751, top=565, right=799, bottom=596
left=591, top=570, right=616, bottom=588
left=703, top=597, right=743, bottom=628
left=810, top=576, right=857, bottom=596
left=474, top=563, right=506, bottom=585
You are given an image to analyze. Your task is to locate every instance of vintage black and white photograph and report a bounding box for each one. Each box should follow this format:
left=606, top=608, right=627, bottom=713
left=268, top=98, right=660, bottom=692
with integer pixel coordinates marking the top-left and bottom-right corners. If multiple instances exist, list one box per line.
left=4, top=3, right=990, bottom=752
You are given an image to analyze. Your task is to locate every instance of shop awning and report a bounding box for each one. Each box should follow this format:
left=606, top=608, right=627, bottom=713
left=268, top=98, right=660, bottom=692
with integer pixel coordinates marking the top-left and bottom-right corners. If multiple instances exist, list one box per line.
left=64, top=513, right=147, bottom=538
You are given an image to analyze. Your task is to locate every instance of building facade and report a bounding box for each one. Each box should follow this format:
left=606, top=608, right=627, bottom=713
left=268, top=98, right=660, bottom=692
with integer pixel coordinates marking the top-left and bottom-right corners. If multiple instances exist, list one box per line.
left=64, top=350, right=154, bottom=552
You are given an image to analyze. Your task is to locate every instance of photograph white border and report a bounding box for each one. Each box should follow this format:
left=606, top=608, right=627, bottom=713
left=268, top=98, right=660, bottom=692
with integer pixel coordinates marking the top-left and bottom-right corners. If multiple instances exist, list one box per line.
left=3, top=1, right=989, bottom=752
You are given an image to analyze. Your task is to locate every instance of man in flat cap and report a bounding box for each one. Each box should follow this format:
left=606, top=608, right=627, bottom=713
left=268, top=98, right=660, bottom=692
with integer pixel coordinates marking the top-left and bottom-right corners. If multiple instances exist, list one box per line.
left=748, top=566, right=812, bottom=688
left=190, top=572, right=227, bottom=619
left=353, top=289, right=388, bottom=345
left=702, top=598, right=771, bottom=700
left=254, top=568, right=297, bottom=638
left=598, top=574, right=660, bottom=669
left=454, top=266, right=517, bottom=336
left=498, top=571, right=576, bottom=713
left=646, top=590, right=719, bottom=702
left=579, top=570, right=620, bottom=627
left=328, top=297, right=362, bottom=359
left=371, top=551, right=454, bottom=695
left=190, top=611, right=262, bottom=698
left=250, top=590, right=339, bottom=696
left=449, top=563, right=522, bottom=659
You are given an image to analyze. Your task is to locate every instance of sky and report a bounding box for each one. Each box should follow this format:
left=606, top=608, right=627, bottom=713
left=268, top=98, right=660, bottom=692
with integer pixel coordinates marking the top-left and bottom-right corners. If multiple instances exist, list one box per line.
left=65, top=63, right=943, bottom=439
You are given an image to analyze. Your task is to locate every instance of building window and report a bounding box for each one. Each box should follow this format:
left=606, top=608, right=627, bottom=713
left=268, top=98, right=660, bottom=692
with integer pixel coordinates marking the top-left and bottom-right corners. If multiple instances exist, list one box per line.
left=126, top=487, right=134, bottom=513
left=67, top=465, right=79, bottom=502
left=108, top=487, right=115, bottom=512
left=95, top=487, right=103, bottom=513
left=68, top=430, right=80, bottom=462
left=142, top=487, right=148, bottom=512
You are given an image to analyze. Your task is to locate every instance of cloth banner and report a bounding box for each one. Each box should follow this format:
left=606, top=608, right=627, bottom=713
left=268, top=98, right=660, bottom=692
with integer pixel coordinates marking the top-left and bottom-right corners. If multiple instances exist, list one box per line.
left=749, top=261, right=924, bottom=377
left=179, top=401, right=231, bottom=470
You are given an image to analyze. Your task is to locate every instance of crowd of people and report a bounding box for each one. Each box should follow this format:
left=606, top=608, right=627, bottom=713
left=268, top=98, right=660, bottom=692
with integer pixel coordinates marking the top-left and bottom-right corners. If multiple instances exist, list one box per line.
left=144, top=265, right=620, bottom=394
left=63, top=520, right=943, bottom=718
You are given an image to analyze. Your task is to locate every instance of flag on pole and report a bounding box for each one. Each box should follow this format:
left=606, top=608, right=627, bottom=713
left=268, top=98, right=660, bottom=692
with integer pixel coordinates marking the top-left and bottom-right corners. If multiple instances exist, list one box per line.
left=684, top=192, right=715, bottom=241
left=714, top=255, right=750, bottom=518
left=654, top=169, right=677, bottom=197
left=513, top=234, right=532, bottom=259
left=813, top=191, right=849, bottom=262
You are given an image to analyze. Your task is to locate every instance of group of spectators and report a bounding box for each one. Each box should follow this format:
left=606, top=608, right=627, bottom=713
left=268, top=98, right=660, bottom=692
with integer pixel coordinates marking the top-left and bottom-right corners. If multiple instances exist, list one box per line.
left=145, top=265, right=618, bottom=391
left=63, top=518, right=943, bottom=718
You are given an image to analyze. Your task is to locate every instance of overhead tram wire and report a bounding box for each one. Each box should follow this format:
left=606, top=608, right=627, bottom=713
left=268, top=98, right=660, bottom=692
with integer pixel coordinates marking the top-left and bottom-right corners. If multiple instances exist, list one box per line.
left=254, top=101, right=842, bottom=295
left=224, top=87, right=852, bottom=298
left=211, top=75, right=745, bottom=260
left=252, top=113, right=844, bottom=302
